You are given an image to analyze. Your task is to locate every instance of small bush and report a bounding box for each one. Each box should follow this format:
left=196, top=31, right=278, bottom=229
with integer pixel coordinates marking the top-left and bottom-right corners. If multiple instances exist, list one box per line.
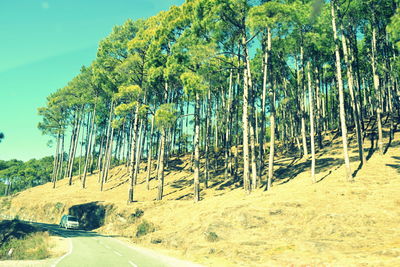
left=269, top=209, right=283, bottom=215
left=136, top=220, right=154, bottom=238
left=205, top=231, right=219, bottom=242
left=128, top=209, right=144, bottom=223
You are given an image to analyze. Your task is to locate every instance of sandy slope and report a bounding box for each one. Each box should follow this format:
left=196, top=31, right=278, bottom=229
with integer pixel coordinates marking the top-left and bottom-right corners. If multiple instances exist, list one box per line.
left=2, top=129, right=400, bottom=266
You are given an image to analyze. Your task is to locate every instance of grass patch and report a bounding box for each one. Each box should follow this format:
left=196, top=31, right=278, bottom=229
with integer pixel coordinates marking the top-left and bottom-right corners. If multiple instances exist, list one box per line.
left=0, top=219, right=52, bottom=260
left=0, top=231, right=51, bottom=260
left=0, top=197, right=11, bottom=212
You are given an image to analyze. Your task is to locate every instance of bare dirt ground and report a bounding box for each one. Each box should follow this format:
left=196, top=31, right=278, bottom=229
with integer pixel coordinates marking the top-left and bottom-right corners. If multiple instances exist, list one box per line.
left=2, top=126, right=400, bottom=266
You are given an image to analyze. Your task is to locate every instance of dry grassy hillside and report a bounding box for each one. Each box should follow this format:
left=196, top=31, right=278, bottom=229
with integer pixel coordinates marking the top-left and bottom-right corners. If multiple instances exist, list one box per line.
left=1, top=126, right=400, bottom=266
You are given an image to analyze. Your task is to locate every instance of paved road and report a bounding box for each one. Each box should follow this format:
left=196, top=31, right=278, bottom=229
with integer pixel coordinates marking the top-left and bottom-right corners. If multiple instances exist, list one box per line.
left=29, top=222, right=202, bottom=267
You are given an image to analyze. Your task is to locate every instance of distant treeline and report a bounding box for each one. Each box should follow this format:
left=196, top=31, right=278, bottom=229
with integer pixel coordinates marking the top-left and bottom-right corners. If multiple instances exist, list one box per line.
left=0, top=155, right=120, bottom=196
left=0, top=157, right=53, bottom=196
left=0, top=156, right=96, bottom=196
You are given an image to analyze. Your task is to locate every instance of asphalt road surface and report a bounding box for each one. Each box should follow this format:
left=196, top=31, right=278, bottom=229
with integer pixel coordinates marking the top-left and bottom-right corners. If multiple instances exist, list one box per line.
left=29, top=221, right=202, bottom=267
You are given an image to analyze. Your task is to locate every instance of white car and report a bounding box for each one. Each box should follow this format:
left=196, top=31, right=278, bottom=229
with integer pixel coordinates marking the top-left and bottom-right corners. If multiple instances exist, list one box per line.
left=59, top=215, right=79, bottom=229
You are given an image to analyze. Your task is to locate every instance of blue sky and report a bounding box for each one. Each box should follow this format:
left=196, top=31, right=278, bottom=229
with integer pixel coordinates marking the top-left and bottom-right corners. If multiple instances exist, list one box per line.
left=0, top=0, right=184, bottom=161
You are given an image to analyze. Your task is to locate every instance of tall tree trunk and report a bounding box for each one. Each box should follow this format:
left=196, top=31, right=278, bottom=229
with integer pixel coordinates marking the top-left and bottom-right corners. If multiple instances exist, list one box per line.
left=103, top=126, right=114, bottom=184
left=242, top=36, right=251, bottom=193
left=68, top=112, right=82, bottom=185
left=350, top=26, right=365, bottom=124
left=146, top=115, right=155, bottom=190
left=388, top=43, right=396, bottom=146
left=300, top=46, right=308, bottom=158
left=126, top=119, right=133, bottom=167
left=128, top=104, right=139, bottom=202
left=371, top=24, right=384, bottom=154
left=155, top=132, right=162, bottom=178
left=341, top=29, right=366, bottom=165
left=156, top=129, right=165, bottom=201
left=267, top=80, right=275, bottom=191
left=82, top=104, right=96, bottom=188
left=260, top=28, right=272, bottom=181
left=89, top=123, right=97, bottom=174
left=331, top=0, right=352, bottom=181
left=233, top=44, right=241, bottom=181
left=65, top=112, right=78, bottom=181
left=71, top=113, right=82, bottom=177
left=59, top=134, right=65, bottom=180
left=308, top=62, right=316, bottom=183
left=133, top=120, right=144, bottom=186
left=78, top=114, right=87, bottom=181
left=194, top=93, right=201, bottom=202
left=97, top=131, right=105, bottom=180
left=225, top=69, right=234, bottom=180
left=52, top=133, right=61, bottom=189
left=205, top=90, right=211, bottom=188
left=247, top=57, right=258, bottom=191
left=100, top=101, right=114, bottom=191
left=315, top=67, right=323, bottom=149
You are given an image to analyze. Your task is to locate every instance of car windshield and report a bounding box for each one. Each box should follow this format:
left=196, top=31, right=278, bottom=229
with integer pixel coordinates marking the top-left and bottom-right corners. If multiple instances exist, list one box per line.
left=68, top=216, right=78, bottom=222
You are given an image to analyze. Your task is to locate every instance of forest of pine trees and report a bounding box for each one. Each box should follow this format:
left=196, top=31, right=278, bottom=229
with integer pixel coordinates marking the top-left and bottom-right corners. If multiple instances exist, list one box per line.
left=38, top=0, right=400, bottom=202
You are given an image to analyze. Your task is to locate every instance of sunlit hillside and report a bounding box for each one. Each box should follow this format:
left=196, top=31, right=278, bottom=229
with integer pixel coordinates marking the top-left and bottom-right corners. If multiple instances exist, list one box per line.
left=2, top=125, right=399, bottom=266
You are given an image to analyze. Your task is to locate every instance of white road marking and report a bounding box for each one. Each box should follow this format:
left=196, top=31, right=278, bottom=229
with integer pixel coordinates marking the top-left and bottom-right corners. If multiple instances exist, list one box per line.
left=104, top=244, right=111, bottom=249
left=113, top=250, right=122, bottom=256
left=128, top=260, right=138, bottom=267
left=51, top=237, right=73, bottom=267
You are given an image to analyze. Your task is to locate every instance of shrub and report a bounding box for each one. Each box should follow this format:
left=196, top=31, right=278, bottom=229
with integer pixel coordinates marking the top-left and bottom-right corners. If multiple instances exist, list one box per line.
left=128, top=208, right=144, bottom=223
left=0, top=198, right=11, bottom=211
left=136, top=220, right=154, bottom=238
left=54, top=202, right=64, bottom=212
left=151, top=238, right=162, bottom=244
left=205, top=231, right=219, bottom=242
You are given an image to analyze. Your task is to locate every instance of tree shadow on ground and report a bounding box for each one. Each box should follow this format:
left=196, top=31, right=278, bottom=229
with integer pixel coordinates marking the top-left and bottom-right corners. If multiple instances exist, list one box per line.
left=273, top=157, right=343, bottom=185
left=170, top=175, right=193, bottom=189
left=211, top=167, right=227, bottom=177
left=325, top=130, right=341, bottom=147
left=161, top=175, right=193, bottom=198
left=175, top=192, right=193, bottom=200
left=203, top=164, right=243, bottom=191
left=31, top=222, right=116, bottom=239
left=107, top=167, right=126, bottom=181
left=212, top=176, right=242, bottom=191
left=105, top=178, right=129, bottom=191
left=366, top=132, right=376, bottom=160
left=174, top=190, right=206, bottom=200
left=166, top=158, right=184, bottom=171
left=386, top=156, right=400, bottom=174
left=352, top=162, right=363, bottom=178
left=384, top=122, right=399, bottom=154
